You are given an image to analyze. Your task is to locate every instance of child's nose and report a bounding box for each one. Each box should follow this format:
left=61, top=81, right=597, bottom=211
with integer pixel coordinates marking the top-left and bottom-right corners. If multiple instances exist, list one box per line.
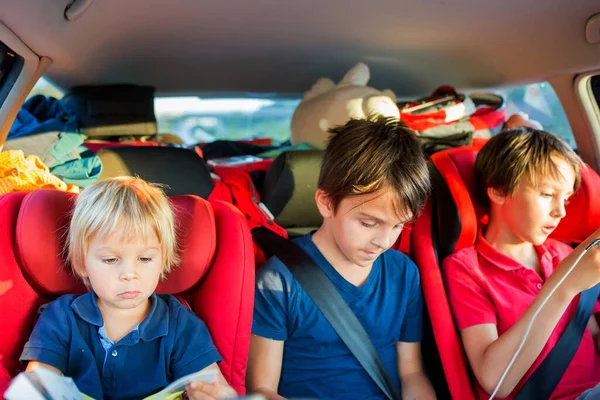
left=120, top=272, right=137, bottom=281
left=120, top=261, right=138, bottom=281
left=552, top=199, right=567, bottom=218
left=372, top=234, right=393, bottom=249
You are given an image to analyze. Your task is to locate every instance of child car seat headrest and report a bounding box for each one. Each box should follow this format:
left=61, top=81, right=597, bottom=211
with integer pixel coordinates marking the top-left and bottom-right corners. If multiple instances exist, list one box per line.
left=552, top=163, right=600, bottom=242
left=261, top=150, right=324, bottom=232
left=430, top=145, right=600, bottom=258
left=14, top=189, right=216, bottom=296
left=97, top=146, right=214, bottom=198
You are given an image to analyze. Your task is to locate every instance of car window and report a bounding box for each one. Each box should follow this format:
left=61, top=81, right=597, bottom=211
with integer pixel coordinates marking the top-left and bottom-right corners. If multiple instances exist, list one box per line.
left=495, top=82, right=576, bottom=148
left=155, top=96, right=300, bottom=145
left=27, top=77, right=64, bottom=100
left=29, top=80, right=575, bottom=149
left=591, top=75, right=600, bottom=110
left=0, top=40, right=24, bottom=107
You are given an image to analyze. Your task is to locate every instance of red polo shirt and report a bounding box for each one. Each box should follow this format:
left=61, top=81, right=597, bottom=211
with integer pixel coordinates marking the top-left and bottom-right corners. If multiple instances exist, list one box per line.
left=443, top=232, right=600, bottom=400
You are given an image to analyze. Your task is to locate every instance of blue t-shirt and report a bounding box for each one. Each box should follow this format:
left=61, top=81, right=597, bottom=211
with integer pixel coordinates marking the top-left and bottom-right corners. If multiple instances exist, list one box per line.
left=21, top=292, right=222, bottom=400
left=252, top=233, right=423, bottom=400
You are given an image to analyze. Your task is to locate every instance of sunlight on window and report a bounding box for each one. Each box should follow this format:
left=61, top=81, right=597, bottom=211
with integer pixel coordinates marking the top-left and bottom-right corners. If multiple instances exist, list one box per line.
left=495, top=82, right=575, bottom=148
left=27, top=77, right=64, bottom=100
left=155, top=96, right=300, bottom=145
left=154, top=97, right=276, bottom=116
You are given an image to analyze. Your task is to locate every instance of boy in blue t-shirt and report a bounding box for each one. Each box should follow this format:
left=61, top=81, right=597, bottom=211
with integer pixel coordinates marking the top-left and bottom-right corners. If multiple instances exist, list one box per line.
left=19, top=177, right=237, bottom=400
left=248, top=117, right=435, bottom=399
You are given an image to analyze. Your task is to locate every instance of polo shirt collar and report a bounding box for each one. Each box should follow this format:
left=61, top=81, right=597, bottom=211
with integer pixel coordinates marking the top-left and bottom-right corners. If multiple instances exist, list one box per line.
left=71, top=292, right=169, bottom=341
left=138, top=294, right=169, bottom=341
left=71, top=292, right=103, bottom=326
left=475, top=230, right=553, bottom=273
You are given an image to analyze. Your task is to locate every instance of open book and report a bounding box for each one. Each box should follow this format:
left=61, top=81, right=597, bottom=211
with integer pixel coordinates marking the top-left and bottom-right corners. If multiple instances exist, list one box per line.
left=5, top=365, right=219, bottom=400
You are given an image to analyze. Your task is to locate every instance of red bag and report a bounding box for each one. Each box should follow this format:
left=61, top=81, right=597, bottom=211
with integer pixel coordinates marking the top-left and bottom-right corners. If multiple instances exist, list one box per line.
left=399, top=86, right=506, bottom=156
left=212, top=166, right=287, bottom=265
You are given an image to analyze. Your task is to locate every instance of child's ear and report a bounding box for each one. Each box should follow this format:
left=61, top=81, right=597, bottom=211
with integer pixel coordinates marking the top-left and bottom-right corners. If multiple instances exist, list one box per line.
left=315, top=189, right=334, bottom=219
left=487, top=187, right=506, bottom=206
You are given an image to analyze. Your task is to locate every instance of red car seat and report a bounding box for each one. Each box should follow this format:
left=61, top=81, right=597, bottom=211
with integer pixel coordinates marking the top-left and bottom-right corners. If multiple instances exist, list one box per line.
left=411, top=144, right=600, bottom=399
left=0, top=189, right=254, bottom=395
left=93, top=144, right=288, bottom=265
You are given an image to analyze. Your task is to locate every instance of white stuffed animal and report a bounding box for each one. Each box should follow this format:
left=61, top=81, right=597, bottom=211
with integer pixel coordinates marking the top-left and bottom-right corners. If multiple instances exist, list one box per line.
left=290, top=63, right=400, bottom=149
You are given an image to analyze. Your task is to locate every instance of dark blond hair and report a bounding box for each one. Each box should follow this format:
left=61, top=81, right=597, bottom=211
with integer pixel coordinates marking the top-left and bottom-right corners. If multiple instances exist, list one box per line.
left=318, top=116, right=430, bottom=221
left=475, top=127, right=582, bottom=206
left=67, top=177, right=179, bottom=284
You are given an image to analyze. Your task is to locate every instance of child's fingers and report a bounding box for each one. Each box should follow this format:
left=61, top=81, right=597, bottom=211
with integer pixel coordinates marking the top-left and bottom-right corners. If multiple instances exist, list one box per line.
left=186, top=382, right=218, bottom=400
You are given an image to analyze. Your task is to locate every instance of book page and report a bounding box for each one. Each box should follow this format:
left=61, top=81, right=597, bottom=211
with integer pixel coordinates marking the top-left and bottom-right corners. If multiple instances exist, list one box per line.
left=5, top=365, right=84, bottom=400
left=149, top=369, right=218, bottom=400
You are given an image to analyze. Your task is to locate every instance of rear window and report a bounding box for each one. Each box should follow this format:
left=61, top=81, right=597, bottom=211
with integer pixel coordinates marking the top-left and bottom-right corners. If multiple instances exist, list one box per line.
left=26, top=80, right=576, bottom=149
left=27, top=77, right=64, bottom=100
left=0, top=40, right=24, bottom=107
left=155, top=97, right=300, bottom=145
left=495, top=82, right=576, bottom=148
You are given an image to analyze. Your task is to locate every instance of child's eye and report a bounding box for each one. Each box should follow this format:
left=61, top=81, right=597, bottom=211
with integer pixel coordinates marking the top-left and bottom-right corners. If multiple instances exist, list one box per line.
left=541, top=192, right=553, bottom=198
left=103, top=258, right=118, bottom=265
left=360, top=221, right=376, bottom=228
left=394, top=224, right=405, bottom=230
left=138, top=257, right=153, bottom=263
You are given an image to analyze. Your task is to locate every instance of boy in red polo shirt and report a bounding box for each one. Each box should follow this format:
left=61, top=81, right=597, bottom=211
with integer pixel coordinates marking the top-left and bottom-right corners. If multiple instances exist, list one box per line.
left=443, top=127, right=600, bottom=400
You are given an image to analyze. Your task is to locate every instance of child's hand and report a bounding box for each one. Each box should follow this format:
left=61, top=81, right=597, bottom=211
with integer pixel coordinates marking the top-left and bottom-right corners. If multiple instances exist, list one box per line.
left=185, top=381, right=238, bottom=400
left=555, top=228, right=600, bottom=296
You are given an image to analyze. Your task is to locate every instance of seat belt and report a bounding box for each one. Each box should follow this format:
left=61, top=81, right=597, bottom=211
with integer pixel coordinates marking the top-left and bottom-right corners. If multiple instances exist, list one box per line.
left=515, top=283, right=600, bottom=400
left=253, top=227, right=402, bottom=400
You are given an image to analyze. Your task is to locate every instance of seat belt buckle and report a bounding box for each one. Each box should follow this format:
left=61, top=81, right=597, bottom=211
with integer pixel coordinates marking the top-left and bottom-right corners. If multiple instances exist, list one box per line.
left=258, top=202, right=275, bottom=223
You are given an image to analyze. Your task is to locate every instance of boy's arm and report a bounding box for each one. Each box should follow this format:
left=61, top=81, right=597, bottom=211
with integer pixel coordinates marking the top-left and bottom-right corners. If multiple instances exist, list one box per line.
left=396, top=342, right=436, bottom=400
left=246, top=335, right=286, bottom=400
left=457, top=233, right=600, bottom=398
left=397, top=260, right=435, bottom=399
left=248, top=259, right=294, bottom=400
left=20, top=299, right=71, bottom=373
left=461, top=293, right=571, bottom=398
left=25, top=361, right=62, bottom=375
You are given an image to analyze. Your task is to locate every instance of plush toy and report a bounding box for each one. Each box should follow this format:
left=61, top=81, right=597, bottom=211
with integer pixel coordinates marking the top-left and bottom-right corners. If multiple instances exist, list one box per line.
left=290, top=63, right=400, bottom=149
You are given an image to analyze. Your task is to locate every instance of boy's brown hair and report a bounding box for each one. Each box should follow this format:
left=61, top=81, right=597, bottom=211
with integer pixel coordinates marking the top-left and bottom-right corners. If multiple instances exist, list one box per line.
left=474, top=127, right=583, bottom=207
left=318, top=116, right=430, bottom=221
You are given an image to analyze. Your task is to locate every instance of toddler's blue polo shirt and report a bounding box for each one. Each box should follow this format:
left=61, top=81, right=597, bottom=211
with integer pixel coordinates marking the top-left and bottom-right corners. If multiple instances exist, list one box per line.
left=21, top=292, right=221, bottom=400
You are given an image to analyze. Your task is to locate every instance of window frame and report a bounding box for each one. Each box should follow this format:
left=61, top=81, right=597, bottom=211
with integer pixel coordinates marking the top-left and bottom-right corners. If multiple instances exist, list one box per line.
left=0, top=41, right=24, bottom=108
left=574, top=71, right=600, bottom=170
left=0, top=21, right=43, bottom=147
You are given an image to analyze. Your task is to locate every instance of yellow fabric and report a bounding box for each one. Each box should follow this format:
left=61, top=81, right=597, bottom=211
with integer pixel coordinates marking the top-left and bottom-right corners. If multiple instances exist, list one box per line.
left=0, top=150, right=80, bottom=195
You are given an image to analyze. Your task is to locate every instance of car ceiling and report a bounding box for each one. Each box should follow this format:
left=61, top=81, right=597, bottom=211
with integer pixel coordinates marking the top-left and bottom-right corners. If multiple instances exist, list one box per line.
left=1, top=0, right=599, bottom=97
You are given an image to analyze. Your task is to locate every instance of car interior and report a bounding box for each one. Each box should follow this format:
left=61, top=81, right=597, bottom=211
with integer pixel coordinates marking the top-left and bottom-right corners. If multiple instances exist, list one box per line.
left=1, top=0, right=600, bottom=399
